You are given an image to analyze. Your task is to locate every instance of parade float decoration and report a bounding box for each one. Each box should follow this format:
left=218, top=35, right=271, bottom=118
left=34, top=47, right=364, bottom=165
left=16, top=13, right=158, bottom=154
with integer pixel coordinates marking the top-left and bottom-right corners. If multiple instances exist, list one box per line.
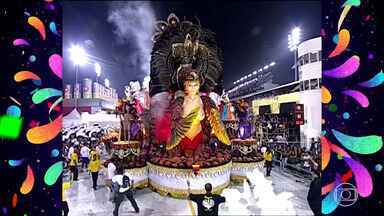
left=231, top=99, right=263, bottom=182
left=110, top=85, right=149, bottom=188
left=148, top=13, right=232, bottom=197
left=220, top=93, right=237, bottom=139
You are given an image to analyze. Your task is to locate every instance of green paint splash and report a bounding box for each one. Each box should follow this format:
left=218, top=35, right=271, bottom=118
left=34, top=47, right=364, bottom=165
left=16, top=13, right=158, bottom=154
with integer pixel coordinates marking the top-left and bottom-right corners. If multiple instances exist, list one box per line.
left=32, top=88, right=62, bottom=104
left=44, top=161, right=63, bottom=186
left=332, top=129, right=383, bottom=154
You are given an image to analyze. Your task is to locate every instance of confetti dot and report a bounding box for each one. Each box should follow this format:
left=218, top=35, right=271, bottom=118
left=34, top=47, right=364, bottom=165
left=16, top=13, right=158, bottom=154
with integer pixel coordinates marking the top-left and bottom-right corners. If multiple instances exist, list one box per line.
left=328, top=104, right=338, bottom=112
left=368, top=52, right=374, bottom=60
left=343, top=112, right=350, bottom=119
left=322, top=130, right=327, bottom=135
left=322, top=119, right=326, bottom=124
left=337, top=154, right=343, bottom=160
left=51, top=149, right=59, bottom=157
left=29, top=55, right=36, bottom=62
left=375, top=164, right=383, bottom=172
left=332, top=34, right=339, bottom=44
left=6, top=105, right=21, bottom=117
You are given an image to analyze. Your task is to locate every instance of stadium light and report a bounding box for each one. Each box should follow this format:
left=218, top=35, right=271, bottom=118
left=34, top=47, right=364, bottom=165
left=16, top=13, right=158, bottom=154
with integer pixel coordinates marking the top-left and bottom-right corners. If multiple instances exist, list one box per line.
left=288, top=27, right=302, bottom=81
left=69, top=44, right=87, bottom=66
left=288, top=27, right=301, bottom=51
left=69, top=44, right=87, bottom=111
left=94, top=62, right=101, bottom=77
left=94, top=62, right=101, bottom=83
left=105, top=78, right=110, bottom=88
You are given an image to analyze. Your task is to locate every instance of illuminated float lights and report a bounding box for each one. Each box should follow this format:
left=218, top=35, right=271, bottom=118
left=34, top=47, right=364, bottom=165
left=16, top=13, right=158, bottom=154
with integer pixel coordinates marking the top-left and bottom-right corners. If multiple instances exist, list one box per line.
left=228, top=61, right=276, bottom=94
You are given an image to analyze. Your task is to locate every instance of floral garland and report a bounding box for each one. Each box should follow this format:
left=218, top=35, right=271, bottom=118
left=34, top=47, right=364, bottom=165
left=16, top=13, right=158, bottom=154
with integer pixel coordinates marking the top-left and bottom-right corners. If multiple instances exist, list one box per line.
left=149, top=179, right=230, bottom=199
left=231, top=138, right=258, bottom=145
left=147, top=162, right=232, bottom=178
left=124, top=166, right=148, bottom=176
left=112, top=149, right=140, bottom=158
left=231, top=161, right=265, bottom=171
left=132, top=179, right=149, bottom=189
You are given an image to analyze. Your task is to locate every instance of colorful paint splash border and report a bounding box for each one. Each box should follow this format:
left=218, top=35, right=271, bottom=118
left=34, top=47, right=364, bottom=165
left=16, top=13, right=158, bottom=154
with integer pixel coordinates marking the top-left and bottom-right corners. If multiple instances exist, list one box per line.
left=0, top=0, right=62, bottom=215
left=322, top=0, right=383, bottom=214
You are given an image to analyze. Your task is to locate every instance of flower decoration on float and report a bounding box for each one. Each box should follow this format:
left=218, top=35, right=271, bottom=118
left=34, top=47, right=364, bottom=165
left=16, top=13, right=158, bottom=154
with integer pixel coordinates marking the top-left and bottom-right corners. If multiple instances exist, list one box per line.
left=192, top=164, right=200, bottom=176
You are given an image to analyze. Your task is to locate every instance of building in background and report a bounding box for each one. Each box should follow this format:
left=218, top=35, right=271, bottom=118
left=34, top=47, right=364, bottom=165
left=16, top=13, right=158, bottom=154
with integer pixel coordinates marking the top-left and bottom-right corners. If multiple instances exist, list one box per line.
left=231, top=37, right=321, bottom=149
left=297, top=37, right=321, bottom=147
left=63, top=78, right=118, bottom=114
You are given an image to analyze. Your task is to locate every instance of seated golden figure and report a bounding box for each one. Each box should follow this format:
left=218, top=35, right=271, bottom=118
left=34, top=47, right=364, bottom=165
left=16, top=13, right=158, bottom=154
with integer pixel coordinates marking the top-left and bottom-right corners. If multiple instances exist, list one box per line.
left=166, top=70, right=230, bottom=160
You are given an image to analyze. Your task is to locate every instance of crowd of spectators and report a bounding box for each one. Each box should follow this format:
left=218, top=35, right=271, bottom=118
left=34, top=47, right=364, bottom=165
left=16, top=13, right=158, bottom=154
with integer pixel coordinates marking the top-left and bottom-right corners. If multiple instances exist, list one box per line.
left=266, top=137, right=320, bottom=177
left=62, top=124, right=107, bottom=170
left=254, top=113, right=300, bottom=143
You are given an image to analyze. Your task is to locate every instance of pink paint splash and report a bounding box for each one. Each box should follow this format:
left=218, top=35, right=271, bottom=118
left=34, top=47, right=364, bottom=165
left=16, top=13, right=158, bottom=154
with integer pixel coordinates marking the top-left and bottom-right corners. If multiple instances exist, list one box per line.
left=13, top=39, right=30, bottom=46
left=48, top=54, right=62, bottom=79
left=323, top=56, right=360, bottom=78
left=344, top=157, right=373, bottom=197
left=342, top=90, right=369, bottom=108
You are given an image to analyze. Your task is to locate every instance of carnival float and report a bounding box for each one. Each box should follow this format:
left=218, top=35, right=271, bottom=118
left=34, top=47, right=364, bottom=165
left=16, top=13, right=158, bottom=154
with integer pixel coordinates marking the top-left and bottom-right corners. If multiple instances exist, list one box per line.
left=230, top=99, right=264, bottom=183
left=106, top=79, right=151, bottom=188
left=104, top=13, right=264, bottom=197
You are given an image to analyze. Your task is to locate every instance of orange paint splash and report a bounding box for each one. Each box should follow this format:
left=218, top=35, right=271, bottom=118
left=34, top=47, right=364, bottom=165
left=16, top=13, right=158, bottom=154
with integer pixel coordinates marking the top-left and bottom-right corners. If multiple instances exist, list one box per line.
left=12, top=193, right=18, bottom=208
left=321, top=171, right=353, bottom=195
left=26, top=115, right=62, bottom=144
left=329, top=29, right=350, bottom=58
left=321, top=136, right=330, bottom=170
left=321, top=86, right=332, bottom=104
left=20, top=165, right=34, bottom=194
left=14, top=71, right=41, bottom=82
left=28, top=16, right=46, bottom=40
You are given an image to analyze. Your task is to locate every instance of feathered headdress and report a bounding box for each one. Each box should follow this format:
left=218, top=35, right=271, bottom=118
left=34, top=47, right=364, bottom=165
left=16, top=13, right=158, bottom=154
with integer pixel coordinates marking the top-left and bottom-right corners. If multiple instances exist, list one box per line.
left=149, top=13, right=223, bottom=96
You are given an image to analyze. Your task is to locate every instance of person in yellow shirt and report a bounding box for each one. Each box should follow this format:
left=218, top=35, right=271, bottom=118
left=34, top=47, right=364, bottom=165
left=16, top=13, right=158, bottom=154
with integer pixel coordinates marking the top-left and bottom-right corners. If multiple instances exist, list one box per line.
left=62, top=181, right=71, bottom=216
left=69, top=150, right=79, bottom=181
left=88, top=147, right=101, bottom=190
left=263, top=146, right=273, bottom=177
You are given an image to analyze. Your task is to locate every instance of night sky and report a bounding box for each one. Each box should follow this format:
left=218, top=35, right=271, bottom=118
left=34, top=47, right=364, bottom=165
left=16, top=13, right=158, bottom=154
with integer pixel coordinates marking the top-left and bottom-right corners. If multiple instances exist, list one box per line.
left=63, top=1, right=320, bottom=97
